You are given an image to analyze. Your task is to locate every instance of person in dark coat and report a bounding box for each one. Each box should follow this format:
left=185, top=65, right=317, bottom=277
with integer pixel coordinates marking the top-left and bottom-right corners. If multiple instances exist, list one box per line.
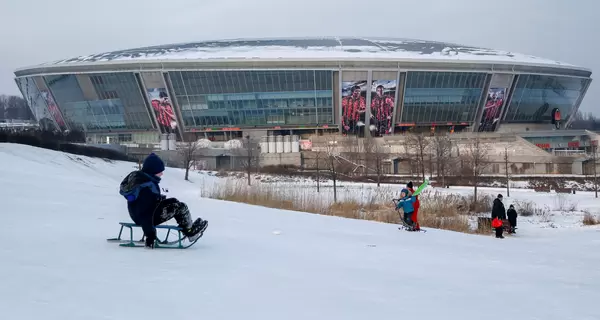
left=491, top=194, right=506, bottom=238
left=119, top=153, right=208, bottom=248
left=507, top=204, right=518, bottom=234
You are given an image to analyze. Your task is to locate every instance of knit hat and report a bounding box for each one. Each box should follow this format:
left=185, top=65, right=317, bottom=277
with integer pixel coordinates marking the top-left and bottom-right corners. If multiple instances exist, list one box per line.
left=400, top=188, right=409, bottom=196
left=142, top=153, right=165, bottom=175
left=407, top=181, right=413, bottom=189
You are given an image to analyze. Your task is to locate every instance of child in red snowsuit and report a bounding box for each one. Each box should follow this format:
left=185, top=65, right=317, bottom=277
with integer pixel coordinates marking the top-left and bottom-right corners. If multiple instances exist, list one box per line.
left=407, top=182, right=420, bottom=231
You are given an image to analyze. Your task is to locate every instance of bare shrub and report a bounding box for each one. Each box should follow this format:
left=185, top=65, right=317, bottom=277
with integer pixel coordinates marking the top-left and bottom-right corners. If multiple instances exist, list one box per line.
left=553, top=193, right=578, bottom=212
left=581, top=211, right=600, bottom=226
left=553, top=194, right=567, bottom=211
left=566, top=202, right=578, bottom=212
left=420, top=215, right=472, bottom=234
left=416, top=191, right=473, bottom=233
left=203, top=179, right=491, bottom=234
left=582, top=212, right=599, bottom=225
left=205, top=179, right=324, bottom=214
left=538, top=205, right=553, bottom=223
left=329, top=200, right=397, bottom=223
left=420, top=191, right=461, bottom=217
left=512, top=200, right=536, bottom=216
left=465, top=193, right=493, bottom=213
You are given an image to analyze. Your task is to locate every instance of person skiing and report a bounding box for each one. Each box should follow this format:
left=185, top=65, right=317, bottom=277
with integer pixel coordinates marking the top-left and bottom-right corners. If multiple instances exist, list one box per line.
left=406, top=181, right=421, bottom=231
left=507, top=204, right=518, bottom=234
left=491, top=194, right=506, bottom=238
left=119, top=153, right=208, bottom=248
left=395, top=188, right=417, bottom=231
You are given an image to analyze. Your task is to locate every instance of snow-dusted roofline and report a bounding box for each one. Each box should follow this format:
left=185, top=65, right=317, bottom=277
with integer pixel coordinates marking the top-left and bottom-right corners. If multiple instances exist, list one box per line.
left=14, top=58, right=592, bottom=79
left=15, top=36, right=592, bottom=74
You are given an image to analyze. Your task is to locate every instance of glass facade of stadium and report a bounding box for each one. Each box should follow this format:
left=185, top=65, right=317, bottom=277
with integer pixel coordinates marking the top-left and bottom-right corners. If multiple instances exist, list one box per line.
left=14, top=66, right=592, bottom=144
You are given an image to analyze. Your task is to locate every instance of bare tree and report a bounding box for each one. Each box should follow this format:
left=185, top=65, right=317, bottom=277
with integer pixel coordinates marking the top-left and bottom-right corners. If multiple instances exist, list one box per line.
left=236, top=135, right=260, bottom=186
left=314, top=150, right=324, bottom=193
left=432, top=135, right=454, bottom=187
left=179, top=139, right=208, bottom=181
left=363, top=135, right=388, bottom=187
left=323, top=135, right=341, bottom=203
left=463, top=134, right=491, bottom=205
left=593, top=142, right=598, bottom=198
left=180, top=140, right=198, bottom=181
left=405, top=133, right=429, bottom=181
left=504, top=146, right=511, bottom=197
left=335, top=135, right=365, bottom=177
left=0, top=94, right=32, bottom=120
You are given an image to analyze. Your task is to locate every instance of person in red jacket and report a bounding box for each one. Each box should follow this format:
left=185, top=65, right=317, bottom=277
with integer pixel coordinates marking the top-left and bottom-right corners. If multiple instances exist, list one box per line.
left=407, top=181, right=420, bottom=231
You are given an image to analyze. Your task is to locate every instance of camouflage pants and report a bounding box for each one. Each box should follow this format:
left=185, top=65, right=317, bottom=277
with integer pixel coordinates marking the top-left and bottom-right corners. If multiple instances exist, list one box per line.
left=155, top=198, right=193, bottom=229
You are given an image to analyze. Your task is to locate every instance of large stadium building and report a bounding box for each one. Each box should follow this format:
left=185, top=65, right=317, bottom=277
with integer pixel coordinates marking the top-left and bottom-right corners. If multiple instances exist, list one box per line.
left=13, top=37, right=593, bottom=154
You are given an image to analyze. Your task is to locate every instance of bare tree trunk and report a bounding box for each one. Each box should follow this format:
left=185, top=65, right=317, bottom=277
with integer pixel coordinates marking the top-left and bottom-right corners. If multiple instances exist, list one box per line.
left=428, top=152, right=433, bottom=180
left=594, top=144, right=598, bottom=198
left=419, top=145, right=426, bottom=181
left=406, top=133, right=429, bottom=182
left=465, top=134, right=490, bottom=208
left=474, top=182, right=478, bottom=204
left=504, top=147, right=510, bottom=198
left=331, top=156, right=337, bottom=203
left=316, top=154, right=320, bottom=193
left=246, top=147, right=252, bottom=186
left=180, top=140, right=202, bottom=181
left=376, top=161, right=381, bottom=187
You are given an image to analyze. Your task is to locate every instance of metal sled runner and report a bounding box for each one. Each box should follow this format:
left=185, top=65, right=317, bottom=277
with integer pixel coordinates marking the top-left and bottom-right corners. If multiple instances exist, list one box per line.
left=106, top=222, right=205, bottom=249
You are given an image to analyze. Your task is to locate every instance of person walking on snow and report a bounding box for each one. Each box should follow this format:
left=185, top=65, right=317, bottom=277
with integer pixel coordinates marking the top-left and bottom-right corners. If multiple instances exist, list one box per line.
left=407, top=181, right=421, bottom=231
left=395, top=188, right=417, bottom=231
left=119, top=153, right=208, bottom=249
left=491, top=194, right=506, bottom=239
left=507, top=204, right=518, bottom=234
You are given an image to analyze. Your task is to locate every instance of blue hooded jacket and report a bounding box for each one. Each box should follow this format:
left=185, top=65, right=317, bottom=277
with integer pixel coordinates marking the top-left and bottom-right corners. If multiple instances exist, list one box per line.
left=119, top=170, right=163, bottom=241
left=396, top=188, right=416, bottom=213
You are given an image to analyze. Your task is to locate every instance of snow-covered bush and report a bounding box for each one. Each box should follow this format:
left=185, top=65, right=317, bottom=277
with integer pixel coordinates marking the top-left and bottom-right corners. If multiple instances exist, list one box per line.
left=224, top=139, right=243, bottom=150
left=195, top=139, right=212, bottom=148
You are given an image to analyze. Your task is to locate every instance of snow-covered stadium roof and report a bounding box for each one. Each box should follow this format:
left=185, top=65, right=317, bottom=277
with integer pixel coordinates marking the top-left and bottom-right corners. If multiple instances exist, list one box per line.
left=49, top=37, right=580, bottom=66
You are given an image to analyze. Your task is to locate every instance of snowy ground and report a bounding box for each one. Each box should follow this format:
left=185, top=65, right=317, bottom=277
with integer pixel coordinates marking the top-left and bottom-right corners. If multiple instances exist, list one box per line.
left=1, top=143, right=599, bottom=320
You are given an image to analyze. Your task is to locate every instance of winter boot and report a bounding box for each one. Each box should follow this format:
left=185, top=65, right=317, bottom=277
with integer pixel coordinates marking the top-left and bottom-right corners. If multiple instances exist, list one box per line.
left=184, top=218, right=208, bottom=242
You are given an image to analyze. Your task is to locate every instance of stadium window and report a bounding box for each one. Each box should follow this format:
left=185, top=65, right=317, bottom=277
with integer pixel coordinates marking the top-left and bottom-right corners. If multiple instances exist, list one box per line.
left=504, top=75, right=587, bottom=123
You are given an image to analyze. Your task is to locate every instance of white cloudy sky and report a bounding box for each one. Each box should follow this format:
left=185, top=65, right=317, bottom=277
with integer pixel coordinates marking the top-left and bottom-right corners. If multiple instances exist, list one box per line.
left=1, top=0, right=598, bottom=113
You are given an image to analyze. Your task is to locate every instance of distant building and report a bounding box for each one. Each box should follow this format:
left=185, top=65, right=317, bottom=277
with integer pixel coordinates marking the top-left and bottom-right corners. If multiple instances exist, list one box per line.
left=13, top=36, right=592, bottom=147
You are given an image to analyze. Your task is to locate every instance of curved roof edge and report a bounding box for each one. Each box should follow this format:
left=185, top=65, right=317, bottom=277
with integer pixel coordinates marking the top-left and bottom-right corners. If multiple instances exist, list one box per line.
left=14, top=57, right=592, bottom=79
left=15, top=36, right=592, bottom=74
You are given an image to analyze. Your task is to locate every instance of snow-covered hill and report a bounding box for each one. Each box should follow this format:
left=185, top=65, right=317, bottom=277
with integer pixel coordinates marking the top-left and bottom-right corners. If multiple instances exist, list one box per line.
left=0, top=143, right=599, bottom=320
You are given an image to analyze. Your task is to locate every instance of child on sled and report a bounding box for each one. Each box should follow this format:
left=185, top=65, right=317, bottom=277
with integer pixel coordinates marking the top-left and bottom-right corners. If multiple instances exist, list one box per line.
left=394, top=188, right=417, bottom=231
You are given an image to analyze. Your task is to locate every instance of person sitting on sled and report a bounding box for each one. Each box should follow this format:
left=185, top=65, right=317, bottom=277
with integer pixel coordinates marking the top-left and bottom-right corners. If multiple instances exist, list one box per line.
left=395, top=188, right=417, bottom=231
left=119, top=153, right=208, bottom=249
